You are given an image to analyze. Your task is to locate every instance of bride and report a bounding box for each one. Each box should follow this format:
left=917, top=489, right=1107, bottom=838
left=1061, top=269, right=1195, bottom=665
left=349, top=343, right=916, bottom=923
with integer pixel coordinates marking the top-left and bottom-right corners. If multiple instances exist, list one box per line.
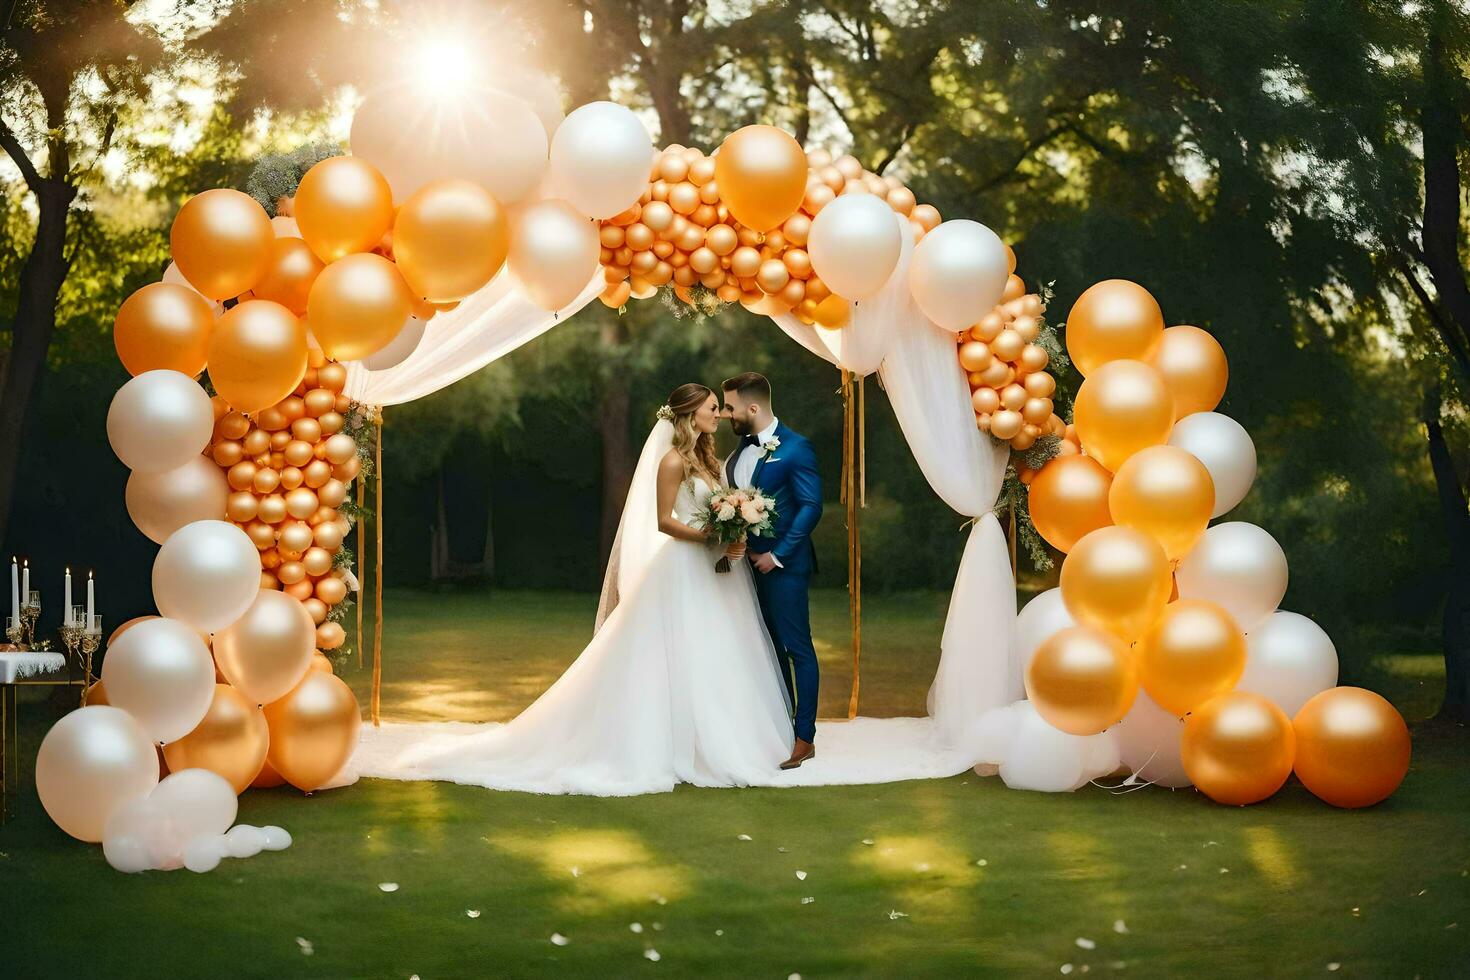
left=385, top=383, right=795, bottom=795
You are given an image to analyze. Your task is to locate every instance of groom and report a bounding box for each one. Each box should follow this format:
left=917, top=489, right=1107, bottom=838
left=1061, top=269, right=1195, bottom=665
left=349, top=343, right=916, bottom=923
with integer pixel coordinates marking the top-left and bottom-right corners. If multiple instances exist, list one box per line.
left=722, top=373, right=823, bottom=770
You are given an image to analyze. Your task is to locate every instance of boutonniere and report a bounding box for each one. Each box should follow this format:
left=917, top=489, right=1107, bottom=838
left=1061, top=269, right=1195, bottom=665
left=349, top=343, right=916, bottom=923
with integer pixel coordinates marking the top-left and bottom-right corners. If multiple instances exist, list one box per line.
left=761, top=436, right=781, bottom=460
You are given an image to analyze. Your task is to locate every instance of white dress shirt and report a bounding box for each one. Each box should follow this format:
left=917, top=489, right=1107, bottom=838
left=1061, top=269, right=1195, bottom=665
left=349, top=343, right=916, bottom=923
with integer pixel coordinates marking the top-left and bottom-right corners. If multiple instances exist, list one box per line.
left=732, top=417, right=782, bottom=567
left=733, top=416, right=780, bottom=489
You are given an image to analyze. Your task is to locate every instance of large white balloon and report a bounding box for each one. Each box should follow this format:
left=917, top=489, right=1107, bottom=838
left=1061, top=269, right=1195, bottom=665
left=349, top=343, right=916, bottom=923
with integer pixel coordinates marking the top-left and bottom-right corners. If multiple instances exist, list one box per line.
left=547, top=101, right=652, bottom=219
left=1013, top=588, right=1076, bottom=680
left=1236, top=610, right=1339, bottom=717
left=509, top=198, right=600, bottom=311
left=807, top=195, right=903, bottom=300
left=359, top=315, right=427, bottom=372
left=1168, top=412, right=1257, bottom=517
left=350, top=86, right=548, bottom=204
left=1175, top=522, right=1288, bottom=632
left=151, top=769, right=238, bottom=842
left=183, top=833, right=228, bottom=873
left=35, top=706, right=160, bottom=842
left=972, top=701, right=1119, bottom=792
left=125, top=455, right=230, bottom=545
left=101, top=617, right=216, bottom=744
left=907, top=219, right=1009, bottom=330
left=106, top=370, right=214, bottom=473
left=1112, top=690, right=1192, bottom=788
left=488, top=68, right=564, bottom=141
left=152, top=520, right=261, bottom=633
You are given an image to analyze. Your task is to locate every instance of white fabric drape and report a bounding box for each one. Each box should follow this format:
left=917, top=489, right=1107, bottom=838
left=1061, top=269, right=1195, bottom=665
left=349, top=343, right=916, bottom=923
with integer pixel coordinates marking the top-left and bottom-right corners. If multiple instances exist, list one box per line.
left=344, top=270, right=604, bottom=407
left=878, top=311, right=1013, bottom=746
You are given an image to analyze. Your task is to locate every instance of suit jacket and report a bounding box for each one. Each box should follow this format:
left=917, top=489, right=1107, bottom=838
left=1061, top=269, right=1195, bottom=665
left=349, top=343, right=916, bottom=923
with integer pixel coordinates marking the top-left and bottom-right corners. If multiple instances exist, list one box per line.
left=727, top=421, right=822, bottom=577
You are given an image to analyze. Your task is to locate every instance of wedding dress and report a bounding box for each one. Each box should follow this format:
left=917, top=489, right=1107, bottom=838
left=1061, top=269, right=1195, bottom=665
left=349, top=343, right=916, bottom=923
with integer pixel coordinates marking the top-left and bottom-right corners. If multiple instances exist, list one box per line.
left=354, top=422, right=795, bottom=796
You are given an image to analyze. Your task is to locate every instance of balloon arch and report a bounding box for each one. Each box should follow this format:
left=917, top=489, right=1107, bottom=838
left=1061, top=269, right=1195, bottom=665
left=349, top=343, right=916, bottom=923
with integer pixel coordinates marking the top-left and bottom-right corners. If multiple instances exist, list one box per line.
left=37, top=91, right=1411, bottom=872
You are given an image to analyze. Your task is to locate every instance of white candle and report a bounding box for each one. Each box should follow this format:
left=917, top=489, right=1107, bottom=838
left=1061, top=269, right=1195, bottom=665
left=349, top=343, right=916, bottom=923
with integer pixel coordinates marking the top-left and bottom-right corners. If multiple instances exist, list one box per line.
left=87, top=572, right=95, bottom=629
left=9, top=557, right=17, bottom=626
left=22, top=559, right=29, bottom=604
left=64, top=568, right=72, bottom=626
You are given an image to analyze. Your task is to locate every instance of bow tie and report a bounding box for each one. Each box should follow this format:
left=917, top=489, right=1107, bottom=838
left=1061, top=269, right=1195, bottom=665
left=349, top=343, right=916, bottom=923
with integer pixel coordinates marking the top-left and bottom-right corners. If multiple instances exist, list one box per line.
left=740, top=433, right=761, bottom=448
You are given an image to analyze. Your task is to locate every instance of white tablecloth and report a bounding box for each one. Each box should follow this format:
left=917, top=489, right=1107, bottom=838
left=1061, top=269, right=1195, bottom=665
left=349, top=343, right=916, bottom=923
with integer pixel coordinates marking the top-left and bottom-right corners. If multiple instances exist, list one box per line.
left=0, top=651, right=67, bottom=684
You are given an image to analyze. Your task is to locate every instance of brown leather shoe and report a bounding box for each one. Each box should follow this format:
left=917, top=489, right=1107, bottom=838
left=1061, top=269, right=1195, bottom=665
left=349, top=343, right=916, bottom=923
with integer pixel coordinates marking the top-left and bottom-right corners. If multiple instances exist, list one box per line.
left=779, top=739, right=816, bottom=770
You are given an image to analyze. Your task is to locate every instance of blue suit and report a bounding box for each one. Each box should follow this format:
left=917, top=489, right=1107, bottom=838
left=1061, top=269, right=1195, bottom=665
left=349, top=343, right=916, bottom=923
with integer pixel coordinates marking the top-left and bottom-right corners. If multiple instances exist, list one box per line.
left=729, top=422, right=822, bottom=742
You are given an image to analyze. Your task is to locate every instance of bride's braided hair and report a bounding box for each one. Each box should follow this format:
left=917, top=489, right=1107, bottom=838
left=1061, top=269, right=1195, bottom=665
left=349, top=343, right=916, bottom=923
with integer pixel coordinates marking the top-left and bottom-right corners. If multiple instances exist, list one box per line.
left=664, top=383, right=722, bottom=488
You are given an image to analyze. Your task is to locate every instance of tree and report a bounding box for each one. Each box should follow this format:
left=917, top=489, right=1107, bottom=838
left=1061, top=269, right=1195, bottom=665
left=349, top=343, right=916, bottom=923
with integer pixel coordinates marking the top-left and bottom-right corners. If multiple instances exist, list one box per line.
left=0, top=0, right=165, bottom=549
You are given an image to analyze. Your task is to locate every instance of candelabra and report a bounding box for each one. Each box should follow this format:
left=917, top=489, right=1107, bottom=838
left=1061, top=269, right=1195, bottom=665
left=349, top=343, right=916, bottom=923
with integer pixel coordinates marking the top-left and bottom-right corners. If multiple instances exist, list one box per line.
left=21, top=591, right=40, bottom=649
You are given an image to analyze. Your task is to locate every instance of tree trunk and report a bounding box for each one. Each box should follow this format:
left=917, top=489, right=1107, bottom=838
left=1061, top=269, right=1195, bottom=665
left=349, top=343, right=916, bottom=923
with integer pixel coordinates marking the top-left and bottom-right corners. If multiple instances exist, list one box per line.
left=481, top=479, right=496, bottom=584
left=431, top=470, right=450, bottom=581
left=598, top=316, right=634, bottom=566
left=1425, top=399, right=1470, bottom=721
left=0, top=177, right=75, bottom=548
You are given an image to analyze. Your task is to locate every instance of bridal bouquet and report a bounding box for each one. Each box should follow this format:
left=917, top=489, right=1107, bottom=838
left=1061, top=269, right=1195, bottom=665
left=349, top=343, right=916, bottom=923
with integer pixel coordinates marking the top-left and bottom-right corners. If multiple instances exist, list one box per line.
left=697, top=487, right=777, bottom=572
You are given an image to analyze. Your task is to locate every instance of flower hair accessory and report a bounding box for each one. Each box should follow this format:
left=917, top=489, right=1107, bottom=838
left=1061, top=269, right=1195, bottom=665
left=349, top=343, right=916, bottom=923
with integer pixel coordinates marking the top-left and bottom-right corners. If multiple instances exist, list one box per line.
left=655, top=405, right=675, bottom=422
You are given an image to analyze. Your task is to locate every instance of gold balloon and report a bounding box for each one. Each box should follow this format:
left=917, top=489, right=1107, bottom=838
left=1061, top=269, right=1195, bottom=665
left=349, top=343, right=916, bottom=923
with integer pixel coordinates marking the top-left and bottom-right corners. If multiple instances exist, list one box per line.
left=114, top=282, right=215, bottom=377
left=317, top=621, right=346, bottom=650
left=213, top=590, right=316, bottom=705
left=1182, top=691, right=1295, bottom=805
left=1149, top=325, right=1229, bottom=420
left=251, top=237, right=325, bottom=314
left=1061, top=525, right=1172, bottom=643
left=713, top=125, right=807, bottom=232
left=263, top=670, right=361, bottom=791
left=1137, top=599, right=1246, bottom=716
left=306, top=253, right=414, bottom=361
left=393, top=179, right=510, bottom=302
left=85, top=680, right=109, bottom=706
left=1065, top=279, right=1164, bottom=376
left=161, top=684, right=270, bottom=793
left=1027, top=455, right=1114, bottom=553
left=250, top=757, right=287, bottom=789
left=1292, top=687, right=1411, bottom=808
left=1107, top=445, right=1214, bottom=560
left=1073, top=359, right=1174, bottom=472
left=294, top=156, right=395, bottom=262
left=814, top=294, right=851, bottom=329
left=169, top=189, right=274, bottom=300
left=207, top=301, right=308, bottom=414
left=1025, top=626, right=1139, bottom=735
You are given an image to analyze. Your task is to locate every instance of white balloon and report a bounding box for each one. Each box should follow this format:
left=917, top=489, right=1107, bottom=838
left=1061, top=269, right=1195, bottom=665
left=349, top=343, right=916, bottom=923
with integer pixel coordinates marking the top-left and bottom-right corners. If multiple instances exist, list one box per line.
left=548, top=101, right=652, bottom=219
left=106, top=370, right=214, bottom=473
left=1169, top=412, right=1257, bottom=517
left=103, top=794, right=183, bottom=871
left=103, top=834, right=152, bottom=874
left=224, top=824, right=266, bottom=859
left=1014, top=588, right=1075, bottom=678
left=151, top=769, right=237, bottom=843
left=359, top=315, right=427, bottom=372
left=987, top=700, right=1117, bottom=792
left=907, top=219, right=1009, bottom=330
left=260, top=825, right=294, bottom=851
left=1112, top=690, right=1192, bottom=788
left=183, top=833, right=227, bottom=873
left=807, top=194, right=903, bottom=300
left=488, top=68, right=564, bottom=141
left=968, top=702, right=1022, bottom=767
left=101, top=617, right=216, bottom=744
left=1237, top=611, right=1339, bottom=718
left=125, top=455, right=230, bottom=545
left=152, top=520, right=261, bottom=633
left=351, top=86, right=548, bottom=204
left=509, top=198, right=600, bottom=311
left=35, top=706, right=160, bottom=843
left=1175, top=522, right=1289, bottom=632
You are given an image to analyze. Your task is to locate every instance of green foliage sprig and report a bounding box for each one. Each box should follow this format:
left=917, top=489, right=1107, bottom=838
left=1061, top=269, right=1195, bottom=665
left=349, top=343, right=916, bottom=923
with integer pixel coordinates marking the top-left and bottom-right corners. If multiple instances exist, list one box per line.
left=244, top=142, right=341, bottom=216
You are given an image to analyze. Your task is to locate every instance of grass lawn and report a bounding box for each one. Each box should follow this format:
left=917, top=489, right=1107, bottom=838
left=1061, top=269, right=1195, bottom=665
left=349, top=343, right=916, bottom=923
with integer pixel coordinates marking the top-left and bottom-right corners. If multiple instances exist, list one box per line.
left=2, top=589, right=1466, bottom=978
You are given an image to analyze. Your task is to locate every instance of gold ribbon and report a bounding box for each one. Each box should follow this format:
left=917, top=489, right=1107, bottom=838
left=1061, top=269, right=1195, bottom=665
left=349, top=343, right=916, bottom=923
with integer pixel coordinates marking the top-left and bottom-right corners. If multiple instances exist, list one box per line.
left=841, top=370, right=864, bottom=719
left=371, top=410, right=384, bottom=728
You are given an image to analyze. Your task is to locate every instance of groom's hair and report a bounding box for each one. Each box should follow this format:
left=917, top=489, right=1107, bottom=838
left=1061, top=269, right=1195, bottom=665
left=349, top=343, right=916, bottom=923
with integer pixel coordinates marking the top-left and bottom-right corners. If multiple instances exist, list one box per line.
left=722, top=372, right=771, bottom=406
